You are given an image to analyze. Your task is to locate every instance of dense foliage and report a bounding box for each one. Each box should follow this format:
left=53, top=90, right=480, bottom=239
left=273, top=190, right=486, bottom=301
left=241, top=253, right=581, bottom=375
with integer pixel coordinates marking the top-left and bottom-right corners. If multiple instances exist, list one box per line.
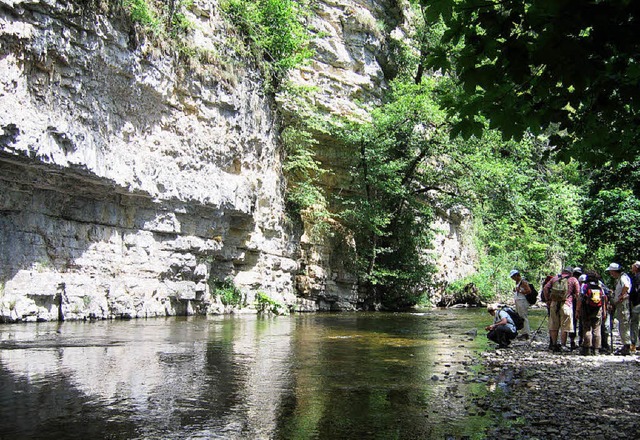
left=422, top=0, right=640, bottom=164
left=581, top=160, right=640, bottom=269
left=222, top=0, right=312, bottom=86
left=417, top=0, right=640, bottom=292
left=450, top=133, right=586, bottom=297
left=328, top=1, right=591, bottom=306
left=338, top=77, right=587, bottom=305
left=223, top=0, right=639, bottom=307
left=338, top=80, right=450, bottom=308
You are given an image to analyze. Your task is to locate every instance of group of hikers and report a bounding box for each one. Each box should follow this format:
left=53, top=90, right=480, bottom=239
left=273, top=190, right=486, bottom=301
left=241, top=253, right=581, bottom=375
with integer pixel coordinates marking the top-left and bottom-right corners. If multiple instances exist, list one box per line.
left=485, top=262, right=640, bottom=355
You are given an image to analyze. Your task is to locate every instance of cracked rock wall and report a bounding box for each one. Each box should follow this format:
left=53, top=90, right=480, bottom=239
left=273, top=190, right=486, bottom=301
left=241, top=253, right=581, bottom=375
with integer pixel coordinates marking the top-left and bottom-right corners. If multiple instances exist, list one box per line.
left=0, top=0, right=476, bottom=321
left=0, top=0, right=303, bottom=321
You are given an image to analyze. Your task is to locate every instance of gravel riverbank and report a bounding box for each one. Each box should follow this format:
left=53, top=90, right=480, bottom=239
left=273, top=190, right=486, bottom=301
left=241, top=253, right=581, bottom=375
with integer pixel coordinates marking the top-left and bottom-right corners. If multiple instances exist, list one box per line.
left=476, top=328, right=640, bottom=439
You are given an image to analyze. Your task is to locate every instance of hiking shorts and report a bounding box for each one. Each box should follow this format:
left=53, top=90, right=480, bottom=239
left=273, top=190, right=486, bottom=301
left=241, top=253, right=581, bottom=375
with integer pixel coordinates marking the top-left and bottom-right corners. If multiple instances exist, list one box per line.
left=548, top=302, right=574, bottom=333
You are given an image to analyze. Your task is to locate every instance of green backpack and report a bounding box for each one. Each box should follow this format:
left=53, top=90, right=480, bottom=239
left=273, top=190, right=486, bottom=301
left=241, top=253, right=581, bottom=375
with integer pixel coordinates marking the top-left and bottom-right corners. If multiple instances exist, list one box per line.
left=549, top=277, right=569, bottom=302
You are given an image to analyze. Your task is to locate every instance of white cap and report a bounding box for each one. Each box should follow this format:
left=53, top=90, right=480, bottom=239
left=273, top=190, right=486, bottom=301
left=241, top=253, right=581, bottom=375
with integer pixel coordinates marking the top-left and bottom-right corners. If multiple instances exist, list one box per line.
left=579, top=274, right=587, bottom=282
left=509, top=270, right=520, bottom=278
left=607, top=263, right=622, bottom=272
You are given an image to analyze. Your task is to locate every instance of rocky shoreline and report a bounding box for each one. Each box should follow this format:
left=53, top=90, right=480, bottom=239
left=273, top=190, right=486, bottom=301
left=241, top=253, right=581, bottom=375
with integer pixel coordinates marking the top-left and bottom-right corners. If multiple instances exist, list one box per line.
left=475, top=327, right=640, bottom=439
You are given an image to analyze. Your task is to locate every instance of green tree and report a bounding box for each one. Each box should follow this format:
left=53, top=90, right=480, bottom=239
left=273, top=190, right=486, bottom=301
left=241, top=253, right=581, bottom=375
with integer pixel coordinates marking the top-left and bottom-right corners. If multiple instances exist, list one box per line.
left=338, top=79, right=455, bottom=308
left=582, top=160, right=640, bottom=269
left=455, top=133, right=586, bottom=295
left=423, top=0, right=640, bottom=163
left=336, top=75, right=587, bottom=305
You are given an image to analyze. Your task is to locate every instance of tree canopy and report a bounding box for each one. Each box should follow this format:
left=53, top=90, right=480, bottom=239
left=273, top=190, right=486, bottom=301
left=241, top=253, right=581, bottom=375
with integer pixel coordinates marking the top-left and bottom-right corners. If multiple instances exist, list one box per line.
left=252, top=0, right=640, bottom=307
left=423, top=0, right=640, bottom=163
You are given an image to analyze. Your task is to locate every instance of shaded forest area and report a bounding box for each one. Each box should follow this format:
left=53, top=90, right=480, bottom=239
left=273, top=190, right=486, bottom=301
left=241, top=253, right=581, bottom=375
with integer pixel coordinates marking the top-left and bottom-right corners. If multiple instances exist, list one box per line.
left=327, top=0, right=640, bottom=307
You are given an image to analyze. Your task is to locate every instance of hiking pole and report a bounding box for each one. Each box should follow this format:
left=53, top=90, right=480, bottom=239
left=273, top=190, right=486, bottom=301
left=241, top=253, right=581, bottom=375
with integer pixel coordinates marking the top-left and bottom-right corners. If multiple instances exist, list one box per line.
left=528, top=313, right=548, bottom=346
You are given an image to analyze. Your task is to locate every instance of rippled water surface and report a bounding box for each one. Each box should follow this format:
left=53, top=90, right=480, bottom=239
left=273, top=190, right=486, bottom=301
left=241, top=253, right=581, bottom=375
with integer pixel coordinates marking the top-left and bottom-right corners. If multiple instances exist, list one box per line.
left=0, top=310, right=508, bottom=439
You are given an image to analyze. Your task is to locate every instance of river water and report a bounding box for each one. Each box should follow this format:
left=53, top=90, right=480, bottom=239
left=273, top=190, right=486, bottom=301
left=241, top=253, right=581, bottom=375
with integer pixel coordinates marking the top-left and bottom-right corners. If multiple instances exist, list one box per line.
left=0, top=309, right=517, bottom=439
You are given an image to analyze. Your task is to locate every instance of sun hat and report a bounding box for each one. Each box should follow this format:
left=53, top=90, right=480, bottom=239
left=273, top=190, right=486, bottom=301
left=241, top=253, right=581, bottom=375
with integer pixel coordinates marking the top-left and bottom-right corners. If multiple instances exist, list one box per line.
left=606, top=262, right=622, bottom=272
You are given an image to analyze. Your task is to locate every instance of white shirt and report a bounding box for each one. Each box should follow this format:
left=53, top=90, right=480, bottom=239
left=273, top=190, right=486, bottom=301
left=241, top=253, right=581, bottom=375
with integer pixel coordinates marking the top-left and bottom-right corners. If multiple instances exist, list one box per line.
left=613, top=273, right=632, bottom=303
left=514, top=279, right=529, bottom=300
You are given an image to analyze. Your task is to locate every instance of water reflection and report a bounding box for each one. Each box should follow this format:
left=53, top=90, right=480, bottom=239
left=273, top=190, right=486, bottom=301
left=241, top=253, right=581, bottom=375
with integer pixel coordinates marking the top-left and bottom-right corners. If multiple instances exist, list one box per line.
left=0, top=310, right=492, bottom=439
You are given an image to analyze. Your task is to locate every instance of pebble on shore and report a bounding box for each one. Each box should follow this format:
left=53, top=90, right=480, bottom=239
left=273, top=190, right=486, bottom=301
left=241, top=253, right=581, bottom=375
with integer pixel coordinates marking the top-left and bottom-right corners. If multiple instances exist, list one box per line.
left=476, top=329, right=640, bottom=440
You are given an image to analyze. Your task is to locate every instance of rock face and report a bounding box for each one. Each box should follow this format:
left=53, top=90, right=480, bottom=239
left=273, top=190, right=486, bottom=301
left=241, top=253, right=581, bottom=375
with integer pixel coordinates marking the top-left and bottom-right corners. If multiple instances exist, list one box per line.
left=0, top=0, right=300, bottom=321
left=0, top=0, right=476, bottom=321
left=428, top=209, right=477, bottom=304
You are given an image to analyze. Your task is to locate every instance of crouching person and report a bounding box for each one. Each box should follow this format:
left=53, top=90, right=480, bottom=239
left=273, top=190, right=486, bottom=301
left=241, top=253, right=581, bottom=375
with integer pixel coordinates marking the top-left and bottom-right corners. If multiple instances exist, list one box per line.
left=486, top=304, right=517, bottom=348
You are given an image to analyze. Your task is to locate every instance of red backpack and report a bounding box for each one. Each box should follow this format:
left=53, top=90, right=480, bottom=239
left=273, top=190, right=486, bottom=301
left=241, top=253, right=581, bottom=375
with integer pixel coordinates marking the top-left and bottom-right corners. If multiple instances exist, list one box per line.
left=583, top=282, right=603, bottom=308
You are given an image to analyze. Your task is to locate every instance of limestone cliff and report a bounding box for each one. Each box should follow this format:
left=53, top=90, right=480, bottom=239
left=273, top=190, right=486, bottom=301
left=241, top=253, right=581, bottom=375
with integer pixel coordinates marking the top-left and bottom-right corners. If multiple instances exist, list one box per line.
left=0, top=0, right=475, bottom=322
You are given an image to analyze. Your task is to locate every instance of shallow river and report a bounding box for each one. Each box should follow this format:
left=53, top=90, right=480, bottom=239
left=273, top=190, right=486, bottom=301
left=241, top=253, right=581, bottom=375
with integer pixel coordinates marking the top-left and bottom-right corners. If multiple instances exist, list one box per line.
left=0, top=309, right=541, bottom=439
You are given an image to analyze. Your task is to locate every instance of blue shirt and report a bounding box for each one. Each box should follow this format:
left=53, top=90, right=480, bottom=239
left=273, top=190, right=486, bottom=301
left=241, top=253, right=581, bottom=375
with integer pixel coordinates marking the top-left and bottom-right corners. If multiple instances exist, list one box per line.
left=495, top=309, right=516, bottom=333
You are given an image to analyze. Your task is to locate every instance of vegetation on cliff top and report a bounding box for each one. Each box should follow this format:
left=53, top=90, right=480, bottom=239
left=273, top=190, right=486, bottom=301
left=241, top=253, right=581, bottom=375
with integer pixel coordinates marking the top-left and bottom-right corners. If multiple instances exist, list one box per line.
left=222, top=0, right=312, bottom=87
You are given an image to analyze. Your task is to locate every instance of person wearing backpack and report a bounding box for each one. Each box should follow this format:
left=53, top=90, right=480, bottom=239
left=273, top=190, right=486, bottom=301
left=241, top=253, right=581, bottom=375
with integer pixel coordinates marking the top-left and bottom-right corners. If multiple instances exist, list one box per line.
left=541, top=273, right=555, bottom=349
left=576, top=271, right=607, bottom=356
left=607, top=262, right=632, bottom=356
left=485, top=303, right=518, bottom=348
left=571, top=267, right=584, bottom=349
left=627, top=262, right=640, bottom=354
left=584, top=270, right=613, bottom=353
left=543, top=267, right=580, bottom=353
left=510, top=269, right=531, bottom=340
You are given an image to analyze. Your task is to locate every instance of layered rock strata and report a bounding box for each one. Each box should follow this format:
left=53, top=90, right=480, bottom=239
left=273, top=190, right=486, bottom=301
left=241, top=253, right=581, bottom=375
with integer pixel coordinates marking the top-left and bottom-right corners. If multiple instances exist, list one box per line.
left=0, top=0, right=475, bottom=321
left=0, top=0, right=304, bottom=321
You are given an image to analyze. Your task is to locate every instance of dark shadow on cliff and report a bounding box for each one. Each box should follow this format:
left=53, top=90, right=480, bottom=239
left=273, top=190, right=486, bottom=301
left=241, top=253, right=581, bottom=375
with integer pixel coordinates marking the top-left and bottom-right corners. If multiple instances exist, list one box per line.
left=0, top=153, right=250, bottom=318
